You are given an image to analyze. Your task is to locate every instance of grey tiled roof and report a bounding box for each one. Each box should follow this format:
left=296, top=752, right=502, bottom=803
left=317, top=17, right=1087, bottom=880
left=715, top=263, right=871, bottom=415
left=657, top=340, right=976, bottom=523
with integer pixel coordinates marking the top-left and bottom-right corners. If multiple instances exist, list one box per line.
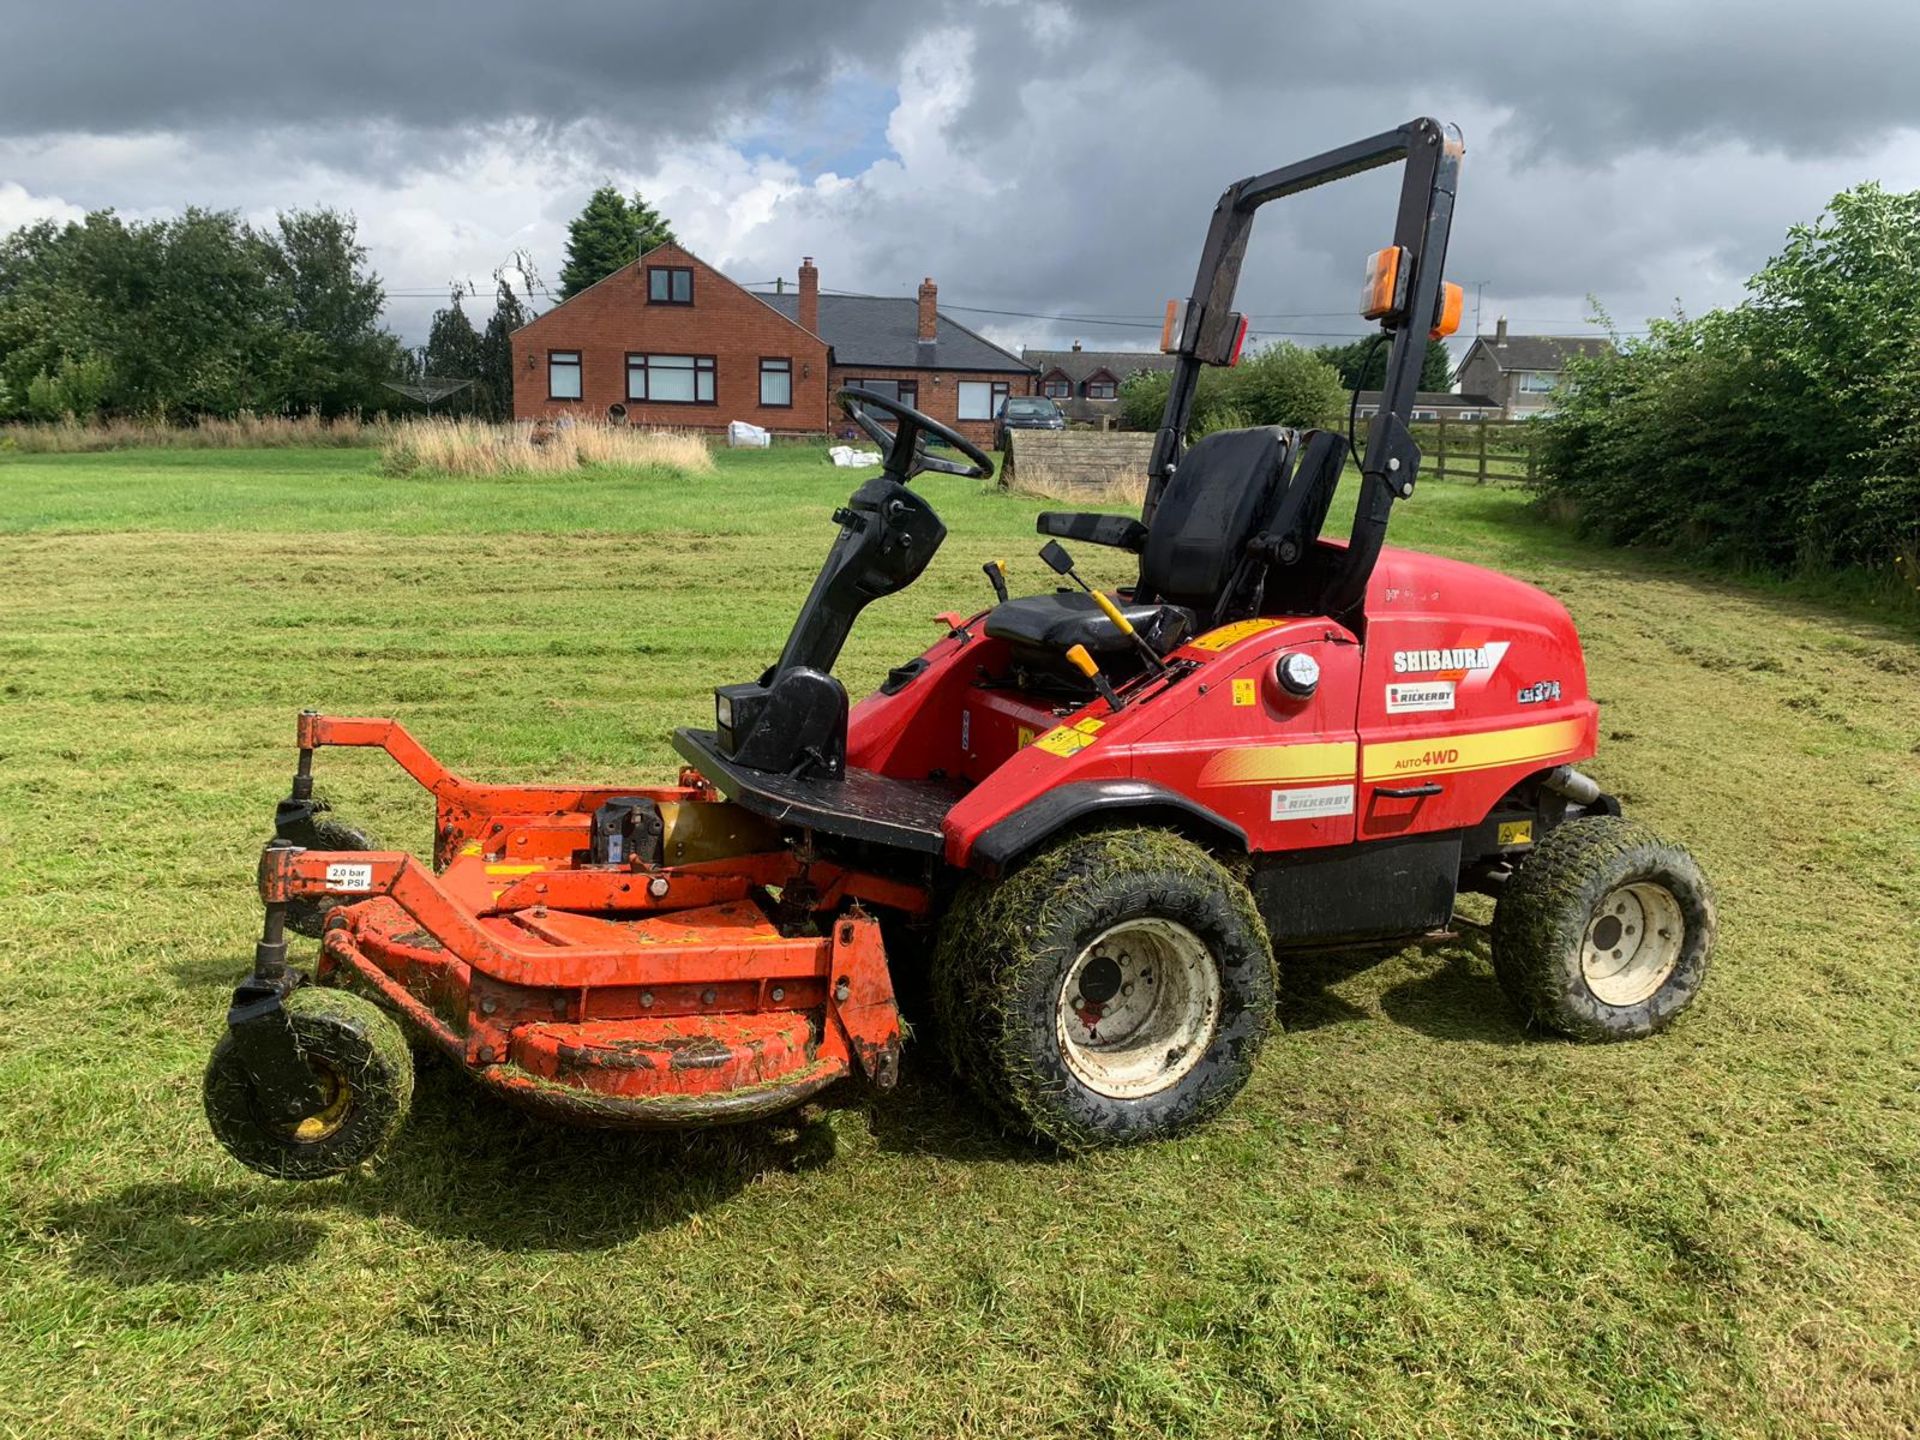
left=1023, top=348, right=1177, bottom=385
left=756, top=292, right=1032, bottom=373
left=1468, top=334, right=1614, bottom=372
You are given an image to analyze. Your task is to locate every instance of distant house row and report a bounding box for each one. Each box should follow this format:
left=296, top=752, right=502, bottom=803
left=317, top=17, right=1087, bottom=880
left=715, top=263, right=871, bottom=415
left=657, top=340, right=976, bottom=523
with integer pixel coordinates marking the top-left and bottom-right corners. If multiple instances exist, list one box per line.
left=510, top=255, right=1606, bottom=433
left=511, top=246, right=1033, bottom=445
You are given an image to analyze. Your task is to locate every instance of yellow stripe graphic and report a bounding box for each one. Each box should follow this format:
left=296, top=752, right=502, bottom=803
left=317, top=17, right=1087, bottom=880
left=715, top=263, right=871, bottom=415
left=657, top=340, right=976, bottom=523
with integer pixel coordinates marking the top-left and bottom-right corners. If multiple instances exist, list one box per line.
left=1200, top=741, right=1356, bottom=786
left=1362, top=719, right=1583, bottom=782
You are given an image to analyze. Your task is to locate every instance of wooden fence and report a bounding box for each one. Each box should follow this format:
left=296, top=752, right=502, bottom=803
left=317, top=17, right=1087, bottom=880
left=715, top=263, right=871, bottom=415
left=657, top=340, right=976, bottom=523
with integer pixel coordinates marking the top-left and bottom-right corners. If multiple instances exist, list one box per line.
left=1319, top=415, right=1541, bottom=485
left=1004, top=416, right=1542, bottom=500
left=1408, top=417, right=1540, bottom=485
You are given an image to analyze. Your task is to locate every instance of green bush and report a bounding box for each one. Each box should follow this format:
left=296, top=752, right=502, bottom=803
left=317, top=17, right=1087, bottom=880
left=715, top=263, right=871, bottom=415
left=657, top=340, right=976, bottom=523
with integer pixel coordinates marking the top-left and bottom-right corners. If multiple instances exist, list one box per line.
left=1118, top=342, right=1344, bottom=437
left=1537, top=183, right=1920, bottom=573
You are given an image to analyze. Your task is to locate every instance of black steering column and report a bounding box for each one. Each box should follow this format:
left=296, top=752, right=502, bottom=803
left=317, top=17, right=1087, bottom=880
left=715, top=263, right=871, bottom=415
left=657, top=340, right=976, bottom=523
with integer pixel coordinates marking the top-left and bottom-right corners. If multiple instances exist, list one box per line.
left=711, top=388, right=993, bottom=778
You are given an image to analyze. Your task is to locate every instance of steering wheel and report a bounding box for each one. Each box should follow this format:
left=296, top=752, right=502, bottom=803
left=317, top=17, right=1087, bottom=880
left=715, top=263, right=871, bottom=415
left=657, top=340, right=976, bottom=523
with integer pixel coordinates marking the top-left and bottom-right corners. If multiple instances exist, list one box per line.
left=837, top=386, right=995, bottom=482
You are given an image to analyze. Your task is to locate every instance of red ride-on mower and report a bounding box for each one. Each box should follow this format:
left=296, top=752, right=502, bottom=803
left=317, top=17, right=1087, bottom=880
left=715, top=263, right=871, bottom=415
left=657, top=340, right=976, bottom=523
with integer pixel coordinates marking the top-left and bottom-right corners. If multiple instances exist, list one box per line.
left=207, top=117, right=1716, bottom=1179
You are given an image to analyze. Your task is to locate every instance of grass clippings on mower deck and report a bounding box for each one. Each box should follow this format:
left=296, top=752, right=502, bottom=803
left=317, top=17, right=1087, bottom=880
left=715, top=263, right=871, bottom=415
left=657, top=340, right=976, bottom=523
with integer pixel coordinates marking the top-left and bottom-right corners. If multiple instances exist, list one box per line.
left=0, top=443, right=1917, bottom=1438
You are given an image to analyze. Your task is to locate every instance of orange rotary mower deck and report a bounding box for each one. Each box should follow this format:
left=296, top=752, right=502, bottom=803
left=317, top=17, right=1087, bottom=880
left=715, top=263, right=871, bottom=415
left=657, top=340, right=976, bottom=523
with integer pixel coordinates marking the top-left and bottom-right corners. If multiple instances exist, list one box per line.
left=269, top=714, right=918, bottom=1124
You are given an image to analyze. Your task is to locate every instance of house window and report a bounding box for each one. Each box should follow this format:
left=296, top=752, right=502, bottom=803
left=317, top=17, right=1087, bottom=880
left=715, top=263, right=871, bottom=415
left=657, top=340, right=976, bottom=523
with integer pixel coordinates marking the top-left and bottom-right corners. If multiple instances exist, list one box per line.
left=957, top=380, right=1010, bottom=421
left=1413, top=409, right=1437, bottom=421
left=759, top=357, right=792, bottom=408
left=1518, top=370, right=1555, bottom=394
left=850, top=378, right=917, bottom=411
left=627, top=354, right=715, bottom=404
left=1083, top=379, right=1117, bottom=400
left=1042, top=376, right=1071, bottom=399
left=646, top=266, right=694, bottom=305
left=548, top=351, right=581, bottom=400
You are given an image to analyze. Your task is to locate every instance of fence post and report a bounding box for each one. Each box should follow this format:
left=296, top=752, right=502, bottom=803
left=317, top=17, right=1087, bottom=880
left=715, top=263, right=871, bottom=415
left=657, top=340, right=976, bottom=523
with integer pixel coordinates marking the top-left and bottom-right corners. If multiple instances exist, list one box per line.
left=1477, top=419, right=1489, bottom=485
left=1435, top=415, right=1448, bottom=481
left=1526, top=424, right=1538, bottom=485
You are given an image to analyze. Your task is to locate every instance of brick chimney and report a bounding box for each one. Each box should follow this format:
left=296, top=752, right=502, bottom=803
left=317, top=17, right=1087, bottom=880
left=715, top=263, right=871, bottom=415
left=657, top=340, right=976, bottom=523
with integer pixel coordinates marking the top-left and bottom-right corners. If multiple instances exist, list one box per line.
left=917, top=276, right=938, bottom=342
left=1495, top=315, right=1508, bottom=346
left=1071, top=339, right=1082, bottom=352
left=799, top=257, right=819, bottom=335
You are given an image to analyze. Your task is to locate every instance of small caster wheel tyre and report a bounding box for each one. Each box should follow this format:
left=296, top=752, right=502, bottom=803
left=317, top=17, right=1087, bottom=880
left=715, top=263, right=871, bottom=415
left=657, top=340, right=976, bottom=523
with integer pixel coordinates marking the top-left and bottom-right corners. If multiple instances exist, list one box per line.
left=1492, top=816, right=1715, bottom=1041
left=204, top=986, right=414, bottom=1180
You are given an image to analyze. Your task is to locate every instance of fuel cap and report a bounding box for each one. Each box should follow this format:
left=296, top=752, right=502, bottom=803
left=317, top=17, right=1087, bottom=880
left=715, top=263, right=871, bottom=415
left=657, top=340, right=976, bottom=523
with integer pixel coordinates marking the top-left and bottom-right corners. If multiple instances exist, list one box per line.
left=1276, top=651, right=1320, bottom=698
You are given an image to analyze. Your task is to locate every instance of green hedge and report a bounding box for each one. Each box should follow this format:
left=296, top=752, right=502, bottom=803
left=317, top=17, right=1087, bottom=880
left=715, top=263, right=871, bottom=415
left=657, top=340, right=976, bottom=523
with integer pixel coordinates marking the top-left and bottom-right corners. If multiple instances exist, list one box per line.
left=1535, top=184, right=1920, bottom=574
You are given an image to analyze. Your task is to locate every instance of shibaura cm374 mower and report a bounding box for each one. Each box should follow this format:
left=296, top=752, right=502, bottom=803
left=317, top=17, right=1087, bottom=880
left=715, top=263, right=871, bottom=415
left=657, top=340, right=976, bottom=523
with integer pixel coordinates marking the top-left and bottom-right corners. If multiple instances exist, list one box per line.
left=207, top=117, right=1717, bottom=1179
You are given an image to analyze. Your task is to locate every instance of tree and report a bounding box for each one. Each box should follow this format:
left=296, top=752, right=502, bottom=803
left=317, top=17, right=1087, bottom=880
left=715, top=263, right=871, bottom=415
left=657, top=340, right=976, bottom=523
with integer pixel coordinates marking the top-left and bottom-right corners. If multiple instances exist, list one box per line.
left=1118, top=343, right=1345, bottom=437
left=0, top=205, right=404, bottom=421
left=266, top=209, right=406, bottom=414
left=420, top=288, right=484, bottom=412
left=477, top=264, right=536, bottom=420
left=1311, top=336, right=1453, bottom=392
left=558, top=186, right=676, bottom=299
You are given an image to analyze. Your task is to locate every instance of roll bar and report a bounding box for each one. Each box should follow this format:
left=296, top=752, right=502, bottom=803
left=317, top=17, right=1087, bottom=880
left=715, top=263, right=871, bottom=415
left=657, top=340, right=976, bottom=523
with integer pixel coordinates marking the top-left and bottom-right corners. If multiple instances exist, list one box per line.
left=1144, top=116, right=1463, bottom=624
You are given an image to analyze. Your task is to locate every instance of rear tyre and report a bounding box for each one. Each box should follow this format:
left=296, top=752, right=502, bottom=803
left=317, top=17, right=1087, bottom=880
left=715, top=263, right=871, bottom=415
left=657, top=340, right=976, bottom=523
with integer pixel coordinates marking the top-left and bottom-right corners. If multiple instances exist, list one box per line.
left=204, top=986, right=414, bottom=1180
left=933, top=828, right=1275, bottom=1149
left=1491, top=816, right=1715, bottom=1041
left=286, top=818, right=378, bottom=938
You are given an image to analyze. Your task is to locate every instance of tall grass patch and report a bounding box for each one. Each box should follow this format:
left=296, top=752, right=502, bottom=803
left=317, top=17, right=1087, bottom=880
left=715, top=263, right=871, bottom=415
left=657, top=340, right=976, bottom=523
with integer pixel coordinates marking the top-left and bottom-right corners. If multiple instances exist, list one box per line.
left=0, top=411, right=382, bottom=453
left=379, top=417, right=714, bottom=478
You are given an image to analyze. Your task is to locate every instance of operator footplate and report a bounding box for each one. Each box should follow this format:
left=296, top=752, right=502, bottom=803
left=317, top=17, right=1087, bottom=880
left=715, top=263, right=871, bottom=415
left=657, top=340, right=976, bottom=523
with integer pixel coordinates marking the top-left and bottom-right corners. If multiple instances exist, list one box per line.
left=673, top=727, right=959, bottom=854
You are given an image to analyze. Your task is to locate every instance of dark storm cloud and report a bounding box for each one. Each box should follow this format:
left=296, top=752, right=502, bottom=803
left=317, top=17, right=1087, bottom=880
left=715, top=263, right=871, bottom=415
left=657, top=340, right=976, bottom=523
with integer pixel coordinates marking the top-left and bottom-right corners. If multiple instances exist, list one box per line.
left=0, top=0, right=941, bottom=153
left=1083, top=0, right=1920, bottom=163
left=4, top=0, right=1917, bottom=351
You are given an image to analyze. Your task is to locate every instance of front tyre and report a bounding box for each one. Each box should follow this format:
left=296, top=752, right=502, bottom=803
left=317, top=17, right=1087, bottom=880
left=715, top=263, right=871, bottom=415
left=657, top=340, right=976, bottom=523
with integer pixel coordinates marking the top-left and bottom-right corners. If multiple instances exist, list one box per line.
left=1492, top=816, right=1715, bottom=1041
left=204, top=986, right=414, bottom=1180
left=933, top=828, right=1275, bottom=1149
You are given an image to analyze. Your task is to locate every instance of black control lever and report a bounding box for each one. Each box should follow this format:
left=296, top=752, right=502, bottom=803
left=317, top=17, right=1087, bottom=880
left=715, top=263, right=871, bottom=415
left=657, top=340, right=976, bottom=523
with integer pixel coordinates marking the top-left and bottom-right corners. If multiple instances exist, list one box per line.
left=982, top=558, right=1009, bottom=604
left=1040, top=541, right=1170, bottom=677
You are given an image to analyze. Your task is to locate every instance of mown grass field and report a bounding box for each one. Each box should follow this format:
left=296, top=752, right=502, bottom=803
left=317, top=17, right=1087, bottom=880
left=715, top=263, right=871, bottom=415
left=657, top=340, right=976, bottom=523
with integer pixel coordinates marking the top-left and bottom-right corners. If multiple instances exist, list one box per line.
left=1, top=443, right=1917, bottom=1438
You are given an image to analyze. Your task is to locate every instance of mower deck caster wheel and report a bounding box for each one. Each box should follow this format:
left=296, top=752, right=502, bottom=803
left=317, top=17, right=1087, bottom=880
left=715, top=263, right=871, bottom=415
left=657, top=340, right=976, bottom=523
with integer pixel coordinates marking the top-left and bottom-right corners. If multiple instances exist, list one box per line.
left=934, top=827, right=1275, bottom=1150
left=204, top=986, right=414, bottom=1180
left=285, top=819, right=379, bottom=939
left=1491, top=816, right=1716, bottom=1041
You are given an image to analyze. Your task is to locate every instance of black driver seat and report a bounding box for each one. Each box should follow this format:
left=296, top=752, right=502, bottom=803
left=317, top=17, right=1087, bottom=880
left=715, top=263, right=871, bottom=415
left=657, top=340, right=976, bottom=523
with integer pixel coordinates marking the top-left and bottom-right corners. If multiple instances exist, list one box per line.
left=985, top=426, right=1294, bottom=664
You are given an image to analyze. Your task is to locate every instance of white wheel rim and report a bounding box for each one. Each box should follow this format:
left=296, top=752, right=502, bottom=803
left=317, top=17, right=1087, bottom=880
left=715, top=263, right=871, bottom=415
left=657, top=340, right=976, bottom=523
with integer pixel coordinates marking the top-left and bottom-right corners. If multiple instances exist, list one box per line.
left=1580, top=881, right=1685, bottom=1006
left=1055, top=918, right=1221, bottom=1099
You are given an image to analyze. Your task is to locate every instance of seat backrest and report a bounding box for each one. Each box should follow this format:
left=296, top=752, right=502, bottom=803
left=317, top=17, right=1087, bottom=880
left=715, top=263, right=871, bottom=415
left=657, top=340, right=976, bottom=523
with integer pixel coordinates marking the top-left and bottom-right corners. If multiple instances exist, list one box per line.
left=1138, top=427, right=1292, bottom=611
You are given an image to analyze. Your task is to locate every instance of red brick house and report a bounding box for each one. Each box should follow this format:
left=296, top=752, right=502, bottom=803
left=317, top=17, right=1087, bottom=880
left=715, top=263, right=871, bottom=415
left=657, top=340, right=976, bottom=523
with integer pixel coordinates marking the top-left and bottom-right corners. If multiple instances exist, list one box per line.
left=512, top=244, right=1034, bottom=445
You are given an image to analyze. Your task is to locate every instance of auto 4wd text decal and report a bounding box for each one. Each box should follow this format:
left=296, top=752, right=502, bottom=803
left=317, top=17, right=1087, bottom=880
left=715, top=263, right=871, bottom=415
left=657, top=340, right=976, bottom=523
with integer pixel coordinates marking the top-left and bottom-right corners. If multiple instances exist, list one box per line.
left=1363, top=718, right=1583, bottom=780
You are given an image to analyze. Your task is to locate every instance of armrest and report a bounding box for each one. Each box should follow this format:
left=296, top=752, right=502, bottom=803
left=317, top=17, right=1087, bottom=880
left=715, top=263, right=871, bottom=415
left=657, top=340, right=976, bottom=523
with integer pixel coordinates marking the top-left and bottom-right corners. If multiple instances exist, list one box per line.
left=1036, top=511, right=1149, bottom=553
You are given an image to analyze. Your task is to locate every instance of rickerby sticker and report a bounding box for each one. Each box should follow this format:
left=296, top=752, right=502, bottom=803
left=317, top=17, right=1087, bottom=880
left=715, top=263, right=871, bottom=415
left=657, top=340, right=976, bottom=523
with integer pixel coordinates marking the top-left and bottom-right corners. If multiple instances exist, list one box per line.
left=1270, top=784, right=1355, bottom=820
left=1391, top=640, right=1510, bottom=679
left=1386, top=680, right=1455, bottom=713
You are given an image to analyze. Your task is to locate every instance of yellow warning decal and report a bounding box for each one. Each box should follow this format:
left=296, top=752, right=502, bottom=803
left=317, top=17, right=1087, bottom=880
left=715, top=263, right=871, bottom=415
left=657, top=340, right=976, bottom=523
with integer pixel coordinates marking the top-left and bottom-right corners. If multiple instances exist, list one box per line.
left=1033, top=716, right=1105, bottom=758
left=483, top=863, right=543, bottom=877
left=1231, top=678, right=1257, bottom=707
left=1016, top=725, right=1038, bottom=749
left=1497, top=819, right=1535, bottom=847
left=1199, top=741, right=1355, bottom=786
left=1363, top=719, right=1583, bottom=782
left=1188, top=618, right=1287, bottom=652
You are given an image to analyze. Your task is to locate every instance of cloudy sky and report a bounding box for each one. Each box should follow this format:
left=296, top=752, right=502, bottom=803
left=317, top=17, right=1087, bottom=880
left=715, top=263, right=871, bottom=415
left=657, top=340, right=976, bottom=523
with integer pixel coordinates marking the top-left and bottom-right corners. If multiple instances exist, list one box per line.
left=4, top=0, right=1918, bottom=362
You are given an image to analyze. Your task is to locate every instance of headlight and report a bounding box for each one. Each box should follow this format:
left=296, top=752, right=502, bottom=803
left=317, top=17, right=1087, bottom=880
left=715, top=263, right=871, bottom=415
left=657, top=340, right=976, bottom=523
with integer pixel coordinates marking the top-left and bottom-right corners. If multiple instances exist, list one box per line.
left=716, top=692, right=734, bottom=729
